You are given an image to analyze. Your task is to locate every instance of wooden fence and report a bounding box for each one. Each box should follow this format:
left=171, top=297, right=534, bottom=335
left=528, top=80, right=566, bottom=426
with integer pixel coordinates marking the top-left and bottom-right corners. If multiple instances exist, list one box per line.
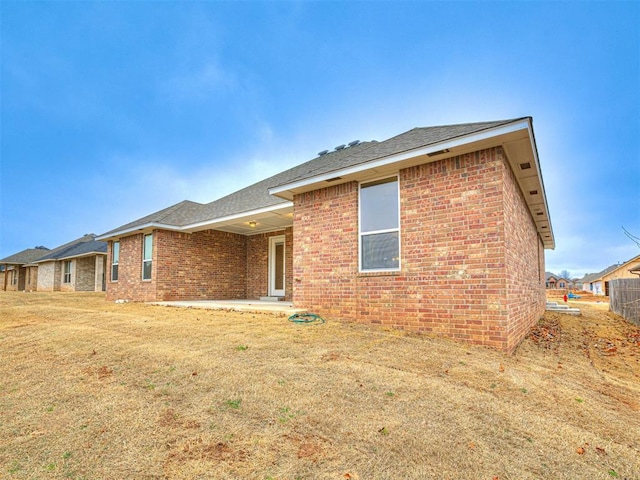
left=609, top=278, right=640, bottom=326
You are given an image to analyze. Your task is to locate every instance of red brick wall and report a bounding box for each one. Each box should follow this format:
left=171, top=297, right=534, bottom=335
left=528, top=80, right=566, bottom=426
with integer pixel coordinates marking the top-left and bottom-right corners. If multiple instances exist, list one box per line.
left=293, top=147, right=545, bottom=352
left=246, top=228, right=293, bottom=300
left=293, top=182, right=359, bottom=317
left=106, top=229, right=249, bottom=302
left=155, top=229, right=247, bottom=301
left=106, top=233, right=157, bottom=301
left=502, top=152, right=547, bottom=352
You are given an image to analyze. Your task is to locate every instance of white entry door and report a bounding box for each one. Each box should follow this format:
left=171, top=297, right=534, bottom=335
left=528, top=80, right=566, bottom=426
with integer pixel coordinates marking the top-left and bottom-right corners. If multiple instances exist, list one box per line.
left=268, top=235, right=286, bottom=297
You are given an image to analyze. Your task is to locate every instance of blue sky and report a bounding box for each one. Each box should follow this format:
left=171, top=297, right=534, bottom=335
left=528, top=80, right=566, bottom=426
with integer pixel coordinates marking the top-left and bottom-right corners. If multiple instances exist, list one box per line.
left=1, top=1, right=639, bottom=279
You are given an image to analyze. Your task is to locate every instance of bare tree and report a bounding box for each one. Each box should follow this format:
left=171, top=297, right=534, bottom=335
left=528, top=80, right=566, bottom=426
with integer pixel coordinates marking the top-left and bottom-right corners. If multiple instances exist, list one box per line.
left=560, top=270, right=571, bottom=280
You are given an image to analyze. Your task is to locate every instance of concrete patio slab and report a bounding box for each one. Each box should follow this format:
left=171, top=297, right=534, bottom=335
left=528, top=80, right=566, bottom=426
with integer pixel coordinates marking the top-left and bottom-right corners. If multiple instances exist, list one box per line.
left=150, top=299, right=307, bottom=315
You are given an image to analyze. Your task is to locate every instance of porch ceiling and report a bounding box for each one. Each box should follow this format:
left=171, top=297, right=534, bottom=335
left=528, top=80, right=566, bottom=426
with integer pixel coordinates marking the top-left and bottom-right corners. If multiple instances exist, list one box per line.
left=182, top=204, right=293, bottom=236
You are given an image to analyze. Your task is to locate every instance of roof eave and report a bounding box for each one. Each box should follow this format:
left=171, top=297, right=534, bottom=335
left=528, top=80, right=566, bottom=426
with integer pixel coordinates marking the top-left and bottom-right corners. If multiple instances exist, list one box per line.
left=98, top=202, right=295, bottom=240
left=33, top=252, right=108, bottom=263
left=96, top=222, right=182, bottom=242
left=269, top=118, right=555, bottom=249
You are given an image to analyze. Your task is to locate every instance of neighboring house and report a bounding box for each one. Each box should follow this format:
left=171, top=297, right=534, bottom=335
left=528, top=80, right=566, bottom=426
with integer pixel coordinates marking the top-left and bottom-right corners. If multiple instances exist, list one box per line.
left=0, top=247, right=50, bottom=291
left=580, top=254, right=640, bottom=296
left=545, top=272, right=569, bottom=289
left=30, top=234, right=108, bottom=292
left=98, top=117, right=554, bottom=352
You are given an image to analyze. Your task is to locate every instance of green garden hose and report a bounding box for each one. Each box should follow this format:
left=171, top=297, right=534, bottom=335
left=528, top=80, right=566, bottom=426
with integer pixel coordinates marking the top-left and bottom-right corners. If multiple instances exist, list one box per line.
left=288, top=313, right=325, bottom=325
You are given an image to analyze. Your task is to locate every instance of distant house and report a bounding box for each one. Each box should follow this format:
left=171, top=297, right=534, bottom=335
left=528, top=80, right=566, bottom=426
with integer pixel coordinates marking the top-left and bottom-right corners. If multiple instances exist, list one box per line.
left=580, top=254, right=640, bottom=295
left=31, top=234, right=108, bottom=292
left=98, top=117, right=555, bottom=352
left=545, top=272, right=572, bottom=289
left=0, top=247, right=50, bottom=291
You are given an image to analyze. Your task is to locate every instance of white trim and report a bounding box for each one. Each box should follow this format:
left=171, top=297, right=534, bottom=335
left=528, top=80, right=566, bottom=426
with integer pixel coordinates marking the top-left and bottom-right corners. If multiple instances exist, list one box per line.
left=142, top=234, right=153, bottom=281
left=97, top=202, right=294, bottom=240
left=358, top=175, right=401, bottom=273
left=185, top=202, right=293, bottom=232
left=111, top=241, right=120, bottom=282
left=525, top=120, right=555, bottom=246
left=268, top=235, right=286, bottom=297
left=62, top=260, right=73, bottom=284
left=32, top=252, right=107, bottom=263
left=270, top=120, right=530, bottom=197
left=96, top=222, right=177, bottom=241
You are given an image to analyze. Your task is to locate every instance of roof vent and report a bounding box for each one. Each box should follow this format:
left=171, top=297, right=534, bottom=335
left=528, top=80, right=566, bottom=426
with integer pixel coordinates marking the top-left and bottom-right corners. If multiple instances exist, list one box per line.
left=427, top=148, right=450, bottom=157
left=348, top=140, right=360, bottom=147
left=318, top=150, right=329, bottom=156
left=519, top=162, right=532, bottom=170
left=335, top=144, right=346, bottom=151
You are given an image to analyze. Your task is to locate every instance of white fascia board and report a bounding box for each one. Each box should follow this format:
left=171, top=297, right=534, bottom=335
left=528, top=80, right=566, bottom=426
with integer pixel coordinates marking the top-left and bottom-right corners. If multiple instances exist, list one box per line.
left=182, top=202, right=294, bottom=232
left=269, top=119, right=530, bottom=197
left=56, top=252, right=108, bottom=261
left=33, top=252, right=107, bottom=263
left=524, top=119, right=556, bottom=248
left=97, top=202, right=294, bottom=240
left=95, top=222, right=180, bottom=241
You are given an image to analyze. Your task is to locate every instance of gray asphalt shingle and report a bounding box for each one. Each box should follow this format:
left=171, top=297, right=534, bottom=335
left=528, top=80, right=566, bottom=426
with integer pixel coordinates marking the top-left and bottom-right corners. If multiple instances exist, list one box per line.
left=100, top=118, right=527, bottom=236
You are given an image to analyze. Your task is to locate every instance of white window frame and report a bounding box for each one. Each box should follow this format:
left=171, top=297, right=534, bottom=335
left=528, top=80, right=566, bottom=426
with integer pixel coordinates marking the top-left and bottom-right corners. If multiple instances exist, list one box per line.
left=142, top=234, right=153, bottom=281
left=63, top=260, right=72, bottom=284
left=111, top=241, right=120, bottom=282
left=358, top=175, right=401, bottom=273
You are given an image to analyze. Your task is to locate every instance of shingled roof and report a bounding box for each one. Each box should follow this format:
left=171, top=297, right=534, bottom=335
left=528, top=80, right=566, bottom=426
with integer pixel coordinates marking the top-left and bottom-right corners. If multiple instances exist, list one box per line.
left=33, top=234, right=107, bottom=263
left=99, top=117, right=554, bottom=246
left=0, top=247, right=50, bottom=265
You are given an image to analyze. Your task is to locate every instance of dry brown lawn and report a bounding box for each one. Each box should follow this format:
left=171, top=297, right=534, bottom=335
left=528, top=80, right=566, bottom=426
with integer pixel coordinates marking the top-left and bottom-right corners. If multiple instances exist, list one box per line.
left=1, top=292, right=639, bottom=480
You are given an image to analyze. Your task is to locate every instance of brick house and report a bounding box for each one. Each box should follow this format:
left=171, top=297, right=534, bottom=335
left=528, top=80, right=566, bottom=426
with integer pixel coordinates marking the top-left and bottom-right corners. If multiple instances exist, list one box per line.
left=0, top=246, right=50, bottom=291
left=545, top=272, right=569, bottom=289
left=98, top=117, right=554, bottom=351
left=31, top=234, right=108, bottom=292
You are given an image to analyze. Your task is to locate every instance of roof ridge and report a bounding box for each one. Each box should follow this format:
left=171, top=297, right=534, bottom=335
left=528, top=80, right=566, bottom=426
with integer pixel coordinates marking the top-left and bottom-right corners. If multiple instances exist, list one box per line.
left=414, top=117, right=528, bottom=130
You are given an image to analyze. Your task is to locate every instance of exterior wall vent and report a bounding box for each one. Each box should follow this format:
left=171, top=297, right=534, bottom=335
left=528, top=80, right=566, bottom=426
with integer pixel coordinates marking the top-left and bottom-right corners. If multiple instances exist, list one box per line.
left=427, top=148, right=450, bottom=157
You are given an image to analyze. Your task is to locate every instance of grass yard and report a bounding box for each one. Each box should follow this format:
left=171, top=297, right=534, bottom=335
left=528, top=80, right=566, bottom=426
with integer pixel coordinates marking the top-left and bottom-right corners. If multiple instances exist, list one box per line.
left=1, top=292, right=639, bottom=479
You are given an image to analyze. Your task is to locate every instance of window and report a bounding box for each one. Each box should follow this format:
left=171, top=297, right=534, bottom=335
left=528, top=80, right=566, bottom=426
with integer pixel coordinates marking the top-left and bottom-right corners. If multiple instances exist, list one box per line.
left=11, top=270, right=17, bottom=285
left=63, top=260, right=72, bottom=284
left=142, top=234, right=153, bottom=280
left=111, top=241, right=120, bottom=282
left=359, top=176, right=400, bottom=271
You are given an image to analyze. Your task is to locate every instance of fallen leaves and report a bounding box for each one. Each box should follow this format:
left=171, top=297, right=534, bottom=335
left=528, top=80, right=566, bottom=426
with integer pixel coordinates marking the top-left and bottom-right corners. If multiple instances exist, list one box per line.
left=528, top=316, right=561, bottom=350
left=575, top=443, right=607, bottom=456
